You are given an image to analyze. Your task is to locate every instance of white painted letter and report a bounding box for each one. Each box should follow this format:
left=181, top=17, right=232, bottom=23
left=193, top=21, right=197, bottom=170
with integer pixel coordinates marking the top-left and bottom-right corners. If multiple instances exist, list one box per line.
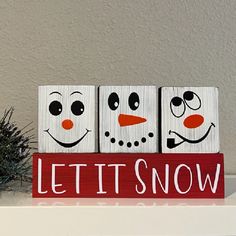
left=69, top=164, right=87, bottom=194
left=108, top=164, right=126, bottom=194
left=52, top=164, right=66, bottom=194
left=95, top=164, right=107, bottom=194
left=38, top=158, right=48, bottom=194
left=196, top=164, right=221, bottom=193
left=174, top=164, right=193, bottom=194
left=152, top=164, right=169, bottom=194
left=135, top=159, right=147, bottom=194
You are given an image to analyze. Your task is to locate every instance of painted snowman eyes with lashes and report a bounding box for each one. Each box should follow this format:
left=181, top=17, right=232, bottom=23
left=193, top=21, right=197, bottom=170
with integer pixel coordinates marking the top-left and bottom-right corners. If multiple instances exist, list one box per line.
left=49, top=90, right=85, bottom=116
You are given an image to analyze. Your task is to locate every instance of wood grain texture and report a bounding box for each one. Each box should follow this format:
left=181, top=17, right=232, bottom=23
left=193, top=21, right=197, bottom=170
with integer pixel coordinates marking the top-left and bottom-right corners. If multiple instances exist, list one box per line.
left=99, top=86, right=157, bottom=153
left=38, top=85, right=96, bottom=153
left=161, top=87, right=219, bottom=153
left=32, top=153, right=224, bottom=198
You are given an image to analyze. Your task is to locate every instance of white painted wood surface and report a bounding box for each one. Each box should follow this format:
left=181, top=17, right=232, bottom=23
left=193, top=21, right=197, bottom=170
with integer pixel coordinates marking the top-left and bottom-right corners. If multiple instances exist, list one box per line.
left=161, top=87, right=219, bottom=153
left=0, top=175, right=235, bottom=236
left=38, top=85, right=96, bottom=153
left=99, top=86, right=157, bottom=153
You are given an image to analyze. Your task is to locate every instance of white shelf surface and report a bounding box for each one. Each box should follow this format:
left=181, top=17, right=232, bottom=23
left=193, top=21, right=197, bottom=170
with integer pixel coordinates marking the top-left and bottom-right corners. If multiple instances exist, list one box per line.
left=0, top=175, right=236, bottom=236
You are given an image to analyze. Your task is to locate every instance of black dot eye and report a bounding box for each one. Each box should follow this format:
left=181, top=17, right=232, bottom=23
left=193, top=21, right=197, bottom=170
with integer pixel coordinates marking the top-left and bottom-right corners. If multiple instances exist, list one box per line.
left=108, top=92, right=119, bottom=110
left=71, top=101, right=84, bottom=116
left=170, top=97, right=185, bottom=118
left=128, top=92, right=140, bottom=110
left=171, top=97, right=183, bottom=106
left=183, top=91, right=194, bottom=101
left=183, top=91, right=201, bottom=110
left=49, top=101, right=62, bottom=116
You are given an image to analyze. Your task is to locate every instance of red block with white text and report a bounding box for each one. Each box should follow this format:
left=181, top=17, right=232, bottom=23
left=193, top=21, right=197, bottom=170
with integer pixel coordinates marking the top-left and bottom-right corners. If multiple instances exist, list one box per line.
left=32, top=153, right=224, bottom=198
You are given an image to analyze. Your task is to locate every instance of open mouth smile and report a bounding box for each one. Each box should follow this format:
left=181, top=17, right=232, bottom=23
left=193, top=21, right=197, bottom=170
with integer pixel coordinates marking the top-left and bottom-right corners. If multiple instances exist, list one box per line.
left=167, top=123, right=215, bottom=149
left=44, top=128, right=91, bottom=148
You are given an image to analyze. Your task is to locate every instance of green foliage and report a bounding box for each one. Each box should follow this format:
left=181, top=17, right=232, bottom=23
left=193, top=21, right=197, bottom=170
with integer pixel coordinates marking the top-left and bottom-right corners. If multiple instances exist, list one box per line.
left=0, top=108, right=34, bottom=188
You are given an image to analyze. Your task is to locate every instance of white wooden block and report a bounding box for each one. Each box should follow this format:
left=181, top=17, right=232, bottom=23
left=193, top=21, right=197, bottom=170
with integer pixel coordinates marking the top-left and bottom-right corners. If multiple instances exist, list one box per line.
left=99, top=86, right=157, bottom=153
left=38, top=85, right=96, bottom=153
left=161, top=87, right=219, bottom=153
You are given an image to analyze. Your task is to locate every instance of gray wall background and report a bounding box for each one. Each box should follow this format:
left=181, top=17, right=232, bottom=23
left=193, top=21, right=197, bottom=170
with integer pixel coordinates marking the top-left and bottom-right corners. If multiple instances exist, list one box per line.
left=0, top=0, right=235, bottom=173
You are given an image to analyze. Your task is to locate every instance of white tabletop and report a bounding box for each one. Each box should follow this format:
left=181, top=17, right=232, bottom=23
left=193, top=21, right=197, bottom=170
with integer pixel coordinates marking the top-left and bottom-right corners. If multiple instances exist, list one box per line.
left=0, top=175, right=236, bottom=235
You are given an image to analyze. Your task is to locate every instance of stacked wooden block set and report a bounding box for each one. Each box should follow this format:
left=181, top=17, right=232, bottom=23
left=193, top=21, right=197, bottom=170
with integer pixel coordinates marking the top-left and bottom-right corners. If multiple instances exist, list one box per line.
left=33, top=86, right=224, bottom=198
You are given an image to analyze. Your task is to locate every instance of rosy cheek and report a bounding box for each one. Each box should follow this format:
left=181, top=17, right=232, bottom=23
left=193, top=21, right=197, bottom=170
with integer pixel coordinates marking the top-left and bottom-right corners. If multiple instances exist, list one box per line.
left=183, top=114, right=204, bottom=129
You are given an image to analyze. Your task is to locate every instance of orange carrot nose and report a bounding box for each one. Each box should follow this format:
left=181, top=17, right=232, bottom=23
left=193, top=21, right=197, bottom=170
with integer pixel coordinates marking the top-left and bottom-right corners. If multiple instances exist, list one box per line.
left=118, top=114, right=147, bottom=127
left=183, top=114, right=204, bottom=129
left=62, top=119, right=74, bottom=130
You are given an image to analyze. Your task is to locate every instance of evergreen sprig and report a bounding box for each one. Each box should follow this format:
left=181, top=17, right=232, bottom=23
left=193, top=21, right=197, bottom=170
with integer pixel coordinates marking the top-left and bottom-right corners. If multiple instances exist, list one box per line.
left=0, top=108, right=34, bottom=188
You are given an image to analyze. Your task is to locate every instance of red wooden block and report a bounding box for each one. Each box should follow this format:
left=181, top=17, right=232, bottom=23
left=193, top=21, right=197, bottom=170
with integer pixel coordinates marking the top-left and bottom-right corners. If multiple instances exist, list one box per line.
left=32, top=153, right=224, bottom=198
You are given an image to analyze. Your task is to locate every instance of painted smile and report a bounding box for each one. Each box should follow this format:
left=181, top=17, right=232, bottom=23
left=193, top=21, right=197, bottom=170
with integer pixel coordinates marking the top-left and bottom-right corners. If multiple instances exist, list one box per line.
left=104, top=131, right=154, bottom=148
left=44, top=128, right=91, bottom=148
left=167, top=123, right=215, bottom=149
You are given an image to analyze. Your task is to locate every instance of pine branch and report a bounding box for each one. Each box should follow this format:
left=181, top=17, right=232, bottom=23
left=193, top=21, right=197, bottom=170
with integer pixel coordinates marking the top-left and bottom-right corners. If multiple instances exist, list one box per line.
left=0, top=108, right=34, bottom=189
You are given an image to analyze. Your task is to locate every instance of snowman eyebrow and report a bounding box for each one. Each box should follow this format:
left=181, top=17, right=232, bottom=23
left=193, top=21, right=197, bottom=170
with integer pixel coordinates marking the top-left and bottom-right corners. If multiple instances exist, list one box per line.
left=70, top=91, right=83, bottom=96
left=49, top=91, right=62, bottom=96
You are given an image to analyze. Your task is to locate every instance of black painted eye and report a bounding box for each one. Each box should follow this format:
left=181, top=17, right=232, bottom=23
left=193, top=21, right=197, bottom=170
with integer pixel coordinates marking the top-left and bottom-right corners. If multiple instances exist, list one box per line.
left=170, top=96, right=186, bottom=118
left=108, top=92, right=119, bottom=110
left=183, top=91, right=194, bottom=101
left=128, top=92, right=140, bottom=110
left=49, top=101, right=62, bottom=116
left=183, top=91, right=201, bottom=110
left=71, top=101, right=84, bottom=116
left=171, top=97, right=182, bottom=106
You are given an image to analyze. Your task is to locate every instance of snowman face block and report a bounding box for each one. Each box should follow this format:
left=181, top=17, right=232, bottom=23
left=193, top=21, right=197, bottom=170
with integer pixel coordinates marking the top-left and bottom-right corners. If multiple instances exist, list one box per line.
left=99, top=86, right=157, bottom=153
left=38, top=86, right=96, bottom=153
left=161, top=87, right=219, bottom=153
